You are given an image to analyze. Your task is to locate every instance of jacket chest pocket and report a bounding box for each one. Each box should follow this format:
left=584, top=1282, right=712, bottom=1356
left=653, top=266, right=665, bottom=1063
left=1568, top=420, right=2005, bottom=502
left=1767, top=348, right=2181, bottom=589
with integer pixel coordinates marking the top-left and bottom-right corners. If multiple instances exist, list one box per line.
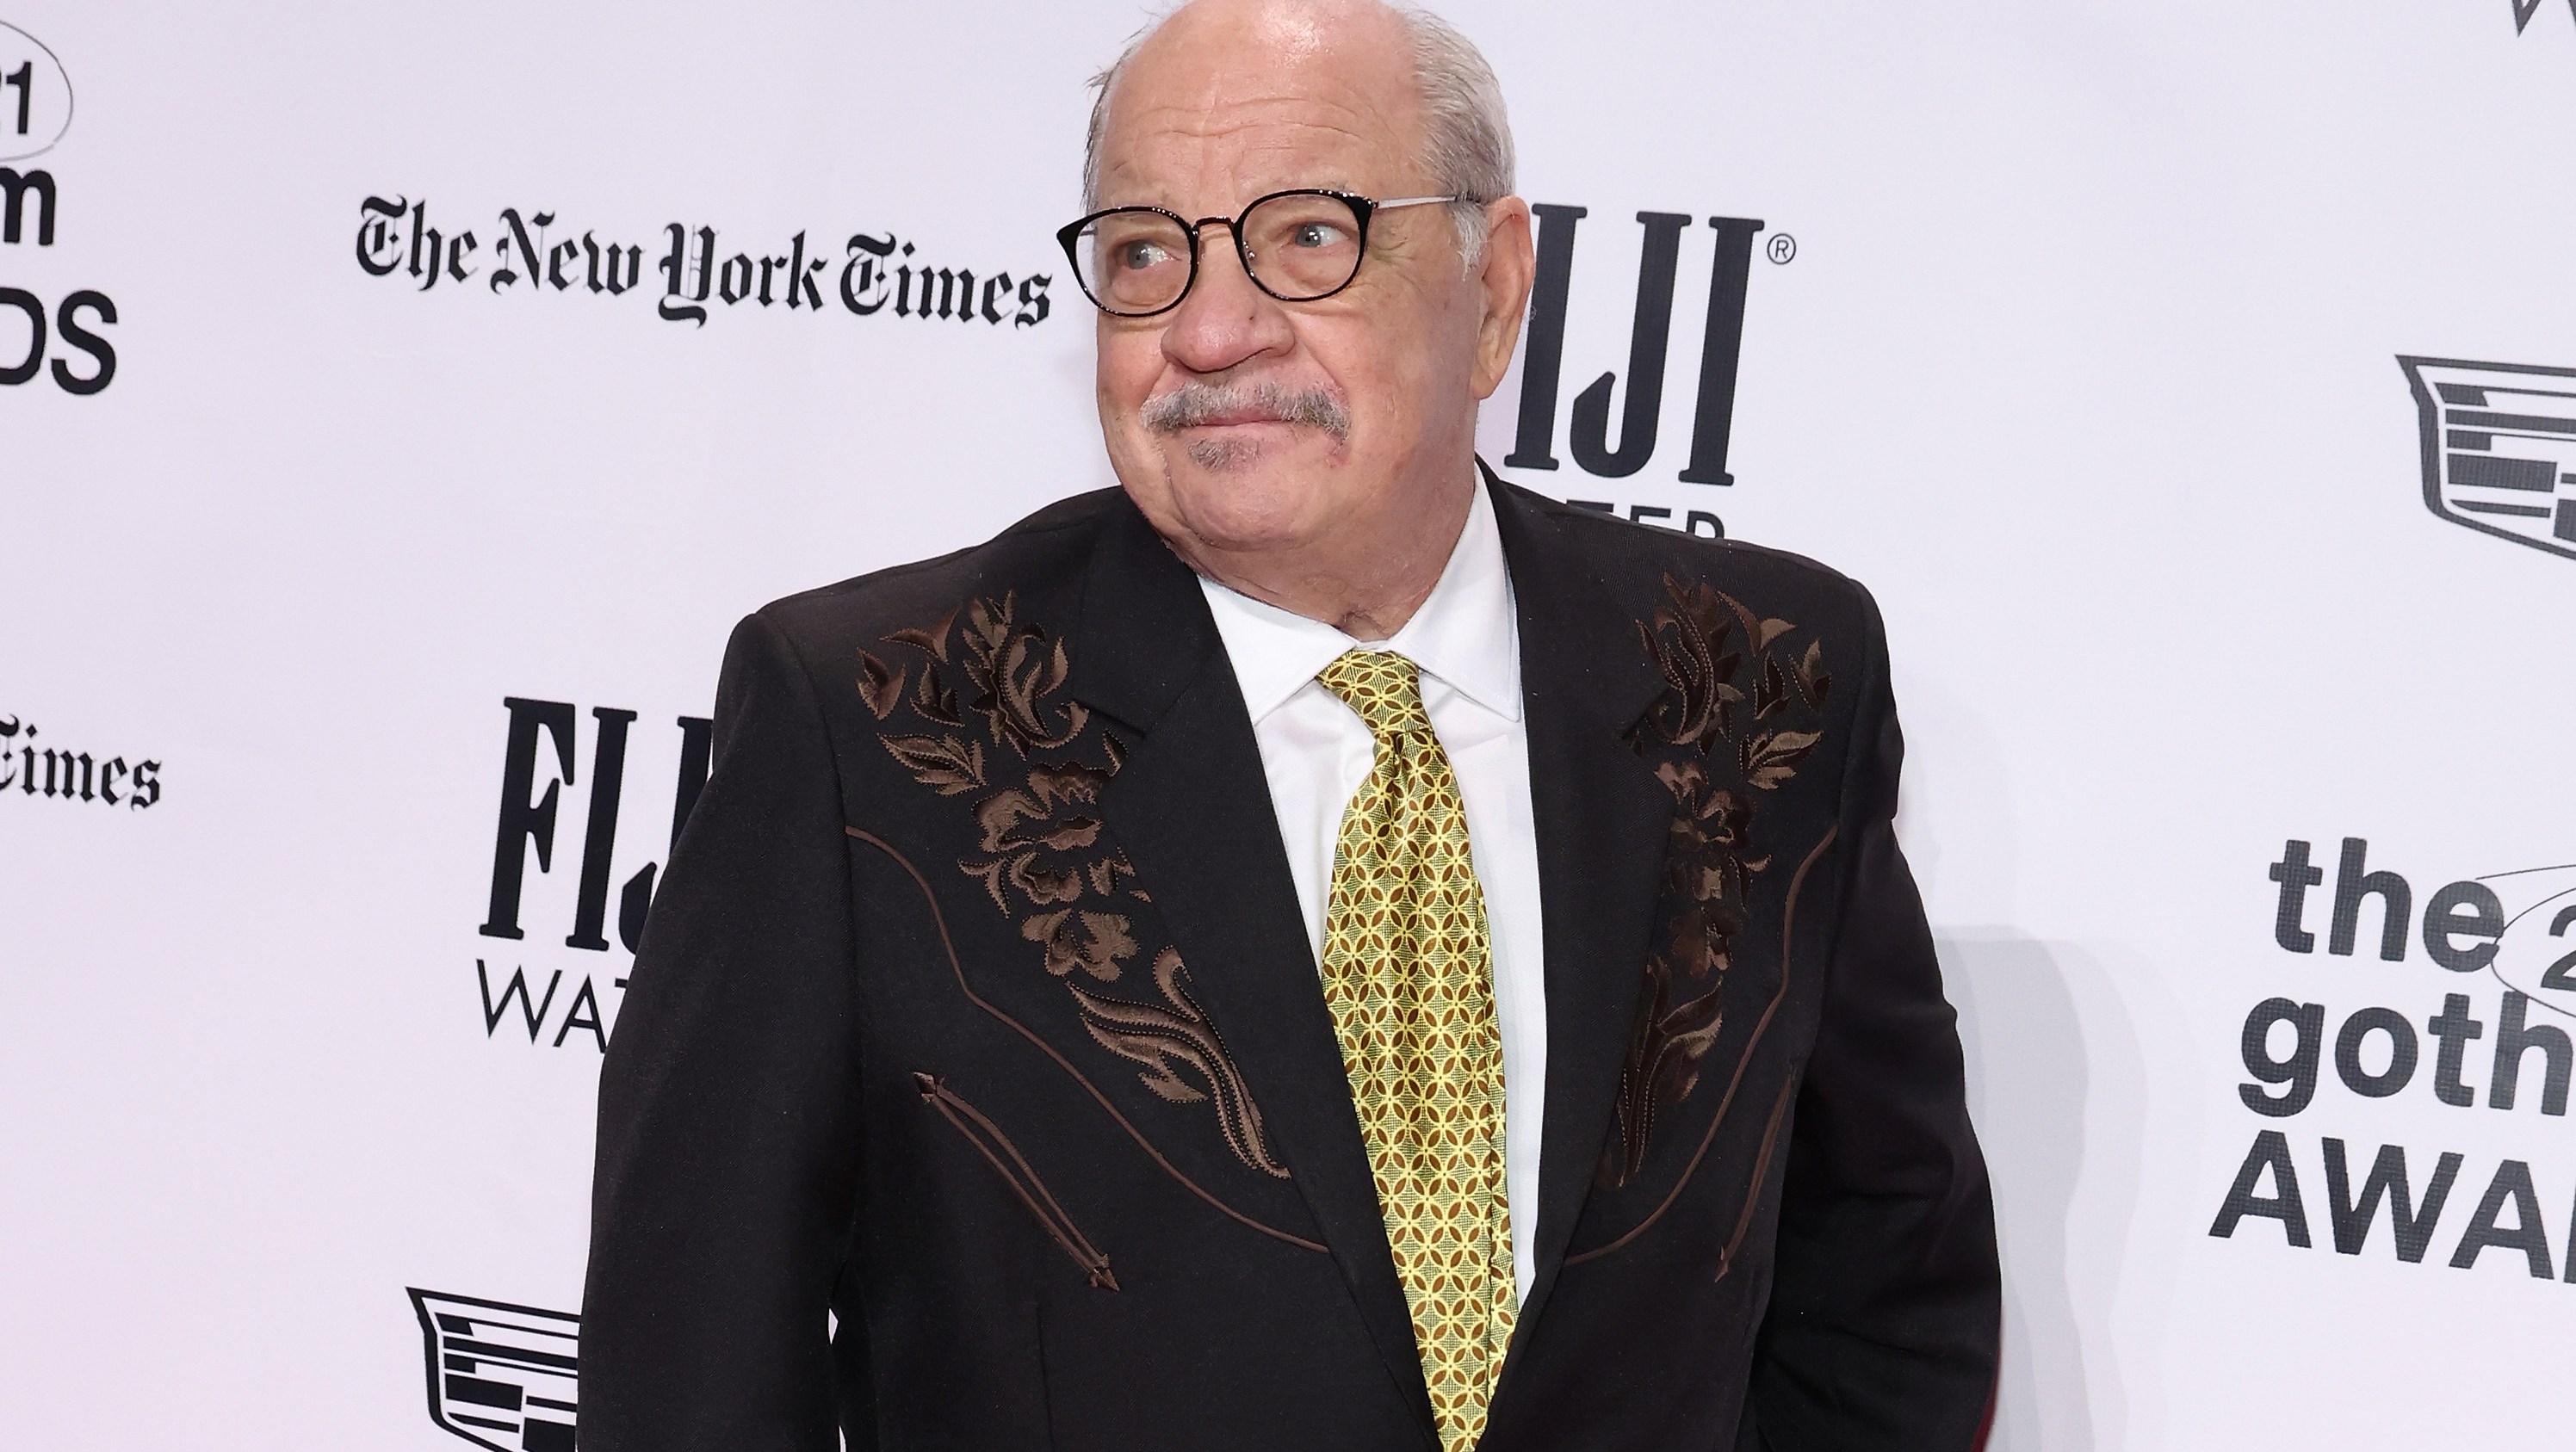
left=1564, top=1071, right=1798, bottom=1275
left=915, top=1071, right=1120, bottom=1292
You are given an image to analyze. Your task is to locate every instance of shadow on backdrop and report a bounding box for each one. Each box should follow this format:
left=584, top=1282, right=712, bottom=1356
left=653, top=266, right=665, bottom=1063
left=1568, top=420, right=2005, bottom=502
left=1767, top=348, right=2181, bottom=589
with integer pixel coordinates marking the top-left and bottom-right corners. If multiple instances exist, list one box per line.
left=1941, top=931, right=2148, bottom=1452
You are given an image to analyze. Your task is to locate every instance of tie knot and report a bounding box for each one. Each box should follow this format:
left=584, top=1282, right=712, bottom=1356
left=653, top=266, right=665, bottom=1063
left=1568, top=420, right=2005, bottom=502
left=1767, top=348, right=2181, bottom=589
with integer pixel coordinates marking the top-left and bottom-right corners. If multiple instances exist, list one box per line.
left=1316, top=649, right=1434, bottom=739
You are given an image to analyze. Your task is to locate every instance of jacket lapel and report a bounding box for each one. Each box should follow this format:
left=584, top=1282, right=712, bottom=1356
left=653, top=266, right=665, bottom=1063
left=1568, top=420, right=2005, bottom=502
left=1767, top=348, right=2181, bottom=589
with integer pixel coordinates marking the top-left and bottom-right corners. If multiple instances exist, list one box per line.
left=1483, top=466, right=1675, bottom=1349
left=1068, top=497, right=1440, bottom=1443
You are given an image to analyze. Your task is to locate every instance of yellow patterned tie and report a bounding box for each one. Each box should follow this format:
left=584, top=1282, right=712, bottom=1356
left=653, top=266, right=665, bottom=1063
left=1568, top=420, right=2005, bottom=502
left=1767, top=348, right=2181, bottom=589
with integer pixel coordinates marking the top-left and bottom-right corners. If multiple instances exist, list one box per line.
left=1314, top=649, right=1514, bottom=1452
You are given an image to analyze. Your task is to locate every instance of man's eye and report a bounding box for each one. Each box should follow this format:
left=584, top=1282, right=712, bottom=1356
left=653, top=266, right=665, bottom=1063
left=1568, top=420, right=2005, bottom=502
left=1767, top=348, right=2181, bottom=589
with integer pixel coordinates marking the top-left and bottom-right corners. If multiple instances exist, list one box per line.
left=1288, top=222, right=1347, bottom=249
left=1116, top=240, right=1172, bottom=270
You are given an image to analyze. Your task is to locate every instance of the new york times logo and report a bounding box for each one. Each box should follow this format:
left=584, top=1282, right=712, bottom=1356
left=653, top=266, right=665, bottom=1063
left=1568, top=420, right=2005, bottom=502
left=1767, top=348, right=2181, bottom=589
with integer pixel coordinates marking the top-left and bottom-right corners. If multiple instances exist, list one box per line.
left=473, top=699, right=708, bottom=1052
left=356, top=196, right=1054, bottom=330
left=0, top=715, right=161, bottom=810
left=407, top=1288, right=579, bottom=1452
left=1496, top=207, right=1786, bottom=537
left=2210, top=838, right=2576, bottom=1282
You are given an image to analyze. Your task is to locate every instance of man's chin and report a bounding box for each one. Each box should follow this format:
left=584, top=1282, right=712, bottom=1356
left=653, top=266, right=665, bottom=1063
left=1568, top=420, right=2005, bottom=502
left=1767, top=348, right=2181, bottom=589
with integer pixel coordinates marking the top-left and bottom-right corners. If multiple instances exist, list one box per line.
left=1186, top=437, right=1258, bottom=473
left=1172, top=420, right=1327, bottom=475
left=1160, top=443, right=1347, bottom=554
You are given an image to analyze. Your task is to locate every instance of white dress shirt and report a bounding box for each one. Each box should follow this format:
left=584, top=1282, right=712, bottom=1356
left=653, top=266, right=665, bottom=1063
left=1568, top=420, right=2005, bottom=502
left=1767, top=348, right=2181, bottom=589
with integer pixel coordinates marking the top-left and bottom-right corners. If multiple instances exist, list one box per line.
left=1197, top=480, right=1546, bottom=1304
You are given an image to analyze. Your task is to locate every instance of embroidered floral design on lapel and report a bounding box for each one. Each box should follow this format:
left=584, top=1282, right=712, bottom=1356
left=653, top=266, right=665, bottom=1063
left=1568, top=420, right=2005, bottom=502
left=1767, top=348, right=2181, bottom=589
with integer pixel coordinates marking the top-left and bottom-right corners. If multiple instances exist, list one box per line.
left=1068, top=948, right=1280, bottom=1178
left=858, top=593, right=1290, bottom=1179
left=1601, top=574, right=1833, bottom=1190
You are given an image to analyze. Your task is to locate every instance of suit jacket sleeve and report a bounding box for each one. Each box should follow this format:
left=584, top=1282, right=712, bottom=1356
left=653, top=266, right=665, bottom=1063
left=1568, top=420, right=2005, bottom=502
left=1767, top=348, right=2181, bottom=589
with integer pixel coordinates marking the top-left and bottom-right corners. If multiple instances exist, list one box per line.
left=581, top=609, right=864, bottom=1451
left=1740, top=585, right=2001, bottom=1451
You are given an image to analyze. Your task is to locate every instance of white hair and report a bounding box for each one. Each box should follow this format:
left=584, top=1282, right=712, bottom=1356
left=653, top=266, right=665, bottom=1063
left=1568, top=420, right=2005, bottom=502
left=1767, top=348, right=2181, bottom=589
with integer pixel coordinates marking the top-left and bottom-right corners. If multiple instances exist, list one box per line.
left=1081, top=1, right=1516, bottom=269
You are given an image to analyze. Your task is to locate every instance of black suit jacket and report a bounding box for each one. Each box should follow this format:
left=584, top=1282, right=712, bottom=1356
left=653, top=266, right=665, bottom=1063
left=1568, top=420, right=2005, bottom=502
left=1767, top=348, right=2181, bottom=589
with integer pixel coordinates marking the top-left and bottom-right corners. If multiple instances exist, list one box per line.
left=582, top=469, right=1999, bottom=1451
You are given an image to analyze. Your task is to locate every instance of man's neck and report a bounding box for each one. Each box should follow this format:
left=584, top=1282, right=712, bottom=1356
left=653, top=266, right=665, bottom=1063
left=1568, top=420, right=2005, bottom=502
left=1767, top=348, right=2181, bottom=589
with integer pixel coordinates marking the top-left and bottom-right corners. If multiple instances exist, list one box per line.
left=1174, top=472, right=1477, bottom=642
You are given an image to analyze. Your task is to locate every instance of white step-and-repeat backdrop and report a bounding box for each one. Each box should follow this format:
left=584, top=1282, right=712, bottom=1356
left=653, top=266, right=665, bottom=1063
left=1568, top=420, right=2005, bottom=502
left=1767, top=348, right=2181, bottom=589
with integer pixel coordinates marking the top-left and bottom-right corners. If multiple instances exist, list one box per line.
left=5, top=3, right=2572, bottom=1448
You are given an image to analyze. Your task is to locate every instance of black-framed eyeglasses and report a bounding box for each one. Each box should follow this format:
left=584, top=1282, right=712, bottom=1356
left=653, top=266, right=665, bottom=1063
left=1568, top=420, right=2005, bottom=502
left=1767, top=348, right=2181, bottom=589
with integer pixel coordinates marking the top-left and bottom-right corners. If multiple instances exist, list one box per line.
left=1056, top=188, right=1463, bottom=318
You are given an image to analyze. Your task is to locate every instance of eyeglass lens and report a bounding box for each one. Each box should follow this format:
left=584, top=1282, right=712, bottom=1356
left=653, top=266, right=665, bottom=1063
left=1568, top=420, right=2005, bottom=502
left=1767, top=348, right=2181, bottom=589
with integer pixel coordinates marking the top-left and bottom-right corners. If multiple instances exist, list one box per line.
left=1076, top=193, right=1366, bottom=314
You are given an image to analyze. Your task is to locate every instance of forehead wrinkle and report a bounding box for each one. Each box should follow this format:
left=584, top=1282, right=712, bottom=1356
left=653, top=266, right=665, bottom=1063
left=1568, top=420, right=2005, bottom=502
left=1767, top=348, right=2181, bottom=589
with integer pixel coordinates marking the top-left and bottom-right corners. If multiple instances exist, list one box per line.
left=1117, top=61, right=1404, bottom=141
left=1100, top=80, right=1423, bottom=206
left=1121, top=96, right=1383, bottom=143
left=1098, top=128, right=1390, bottom=209
left=1112, top=110, right=1382, bottom=180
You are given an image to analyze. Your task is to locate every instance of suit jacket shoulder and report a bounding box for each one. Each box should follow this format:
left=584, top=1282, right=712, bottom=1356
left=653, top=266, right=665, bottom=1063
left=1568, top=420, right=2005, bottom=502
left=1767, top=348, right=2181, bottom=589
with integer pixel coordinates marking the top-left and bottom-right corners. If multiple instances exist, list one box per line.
left=753, top=487, right=1132, bottom=661
left=1511, top=485, right=1881, bottom=647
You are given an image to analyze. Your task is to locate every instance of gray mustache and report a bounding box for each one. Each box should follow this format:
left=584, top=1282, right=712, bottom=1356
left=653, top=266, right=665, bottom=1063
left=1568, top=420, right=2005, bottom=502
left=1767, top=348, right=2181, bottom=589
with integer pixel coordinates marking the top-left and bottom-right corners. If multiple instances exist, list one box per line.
left=1141, top=381, right=1352, bottom=441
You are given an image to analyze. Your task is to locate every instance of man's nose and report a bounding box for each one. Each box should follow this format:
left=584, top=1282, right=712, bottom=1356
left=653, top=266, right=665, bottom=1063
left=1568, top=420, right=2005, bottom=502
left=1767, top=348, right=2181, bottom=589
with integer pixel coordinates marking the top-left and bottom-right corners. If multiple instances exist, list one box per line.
left=1159, top=225, right=1296, bottom=374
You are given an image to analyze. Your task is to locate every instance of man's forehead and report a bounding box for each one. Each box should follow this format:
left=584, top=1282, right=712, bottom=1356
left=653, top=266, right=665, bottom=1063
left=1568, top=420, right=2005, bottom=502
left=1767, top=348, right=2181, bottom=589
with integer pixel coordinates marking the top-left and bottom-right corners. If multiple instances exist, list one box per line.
left=1097, top=0, right=1422, bottom=195
left=1106, top=95, right=1389, bottom=180
left=1124, top=0, right=1413, bottom=87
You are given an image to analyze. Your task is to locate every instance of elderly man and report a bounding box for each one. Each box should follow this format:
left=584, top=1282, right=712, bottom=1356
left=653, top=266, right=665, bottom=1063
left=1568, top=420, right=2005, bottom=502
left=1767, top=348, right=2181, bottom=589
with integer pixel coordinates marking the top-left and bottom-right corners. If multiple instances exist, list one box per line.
left=580, top=1, right=1998, bottom=1448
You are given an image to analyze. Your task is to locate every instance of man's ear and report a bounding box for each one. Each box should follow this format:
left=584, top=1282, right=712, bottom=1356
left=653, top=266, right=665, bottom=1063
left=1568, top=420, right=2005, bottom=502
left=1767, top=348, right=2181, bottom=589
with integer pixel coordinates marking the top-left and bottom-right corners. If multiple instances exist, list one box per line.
left=1471, top=196, right=1535, bottom=401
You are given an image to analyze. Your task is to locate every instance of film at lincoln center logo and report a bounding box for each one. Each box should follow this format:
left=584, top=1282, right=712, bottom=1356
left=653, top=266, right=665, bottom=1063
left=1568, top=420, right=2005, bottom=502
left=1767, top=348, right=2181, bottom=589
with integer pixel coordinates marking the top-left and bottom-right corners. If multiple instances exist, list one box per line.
left=409, top=1288, right=579, bottom=1452
left=2399, top=357, right=2576, bottom=563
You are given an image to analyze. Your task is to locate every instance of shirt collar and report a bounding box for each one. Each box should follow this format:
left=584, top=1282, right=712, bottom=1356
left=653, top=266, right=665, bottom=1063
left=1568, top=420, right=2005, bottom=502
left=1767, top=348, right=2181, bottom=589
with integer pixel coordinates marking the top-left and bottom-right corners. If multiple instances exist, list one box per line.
left=1198, top=475, right=1523, bottom=724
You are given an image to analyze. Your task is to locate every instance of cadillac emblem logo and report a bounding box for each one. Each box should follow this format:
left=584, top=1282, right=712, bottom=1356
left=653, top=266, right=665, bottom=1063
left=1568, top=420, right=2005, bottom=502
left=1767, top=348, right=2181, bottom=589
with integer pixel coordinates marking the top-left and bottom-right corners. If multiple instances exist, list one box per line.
left=2398, top=356, right=2576, bottom=563
left=407, top=1288, right=579, bottom=1451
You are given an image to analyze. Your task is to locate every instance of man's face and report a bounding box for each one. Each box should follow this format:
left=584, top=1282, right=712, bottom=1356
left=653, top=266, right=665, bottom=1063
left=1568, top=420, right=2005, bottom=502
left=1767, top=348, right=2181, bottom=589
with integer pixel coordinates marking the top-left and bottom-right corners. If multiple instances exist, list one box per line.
left=1087, top=0, right=1526, bottom=572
